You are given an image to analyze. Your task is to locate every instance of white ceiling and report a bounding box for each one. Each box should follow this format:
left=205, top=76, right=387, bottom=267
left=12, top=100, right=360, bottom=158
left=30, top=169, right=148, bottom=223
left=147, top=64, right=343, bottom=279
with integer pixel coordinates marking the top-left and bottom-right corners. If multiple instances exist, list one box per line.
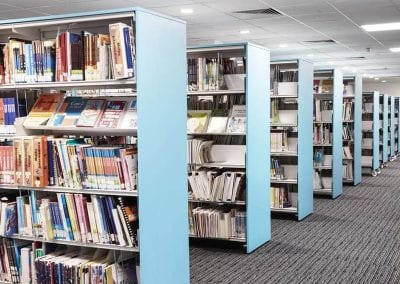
left=1, top=0, right=400, bottom=80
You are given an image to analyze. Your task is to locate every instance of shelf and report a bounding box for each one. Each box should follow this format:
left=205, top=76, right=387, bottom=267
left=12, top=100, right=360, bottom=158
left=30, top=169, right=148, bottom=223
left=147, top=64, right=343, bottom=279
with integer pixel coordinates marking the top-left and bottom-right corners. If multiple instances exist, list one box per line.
left=188, top=198, right=245, bottom=206
left=8, top=234, right=139, bottom=252
left=0, top=79, right=136, bottom=90
left=343, top=120, right=354, bottom=123
left=187, top=90, right=244, bottom=96
left=343, top=178, right=354, bottom=183
left=189, top=234, right=246, bottom=243
left=313, top=121, right=332, bottom=124
left=343, top=95, right=355, bottom=99
left=314, top=165, right=332, bottom=170
left=270, top=152, right=298, bottom=157
left=313, top=143, right=332, bottom=147
left=188, top=132, right=245, bottom=136
left=23, top=125, right=137, bottom=136
left=271, top=123, right=297, bottom=127
left=1, top=185, right=138, bottom=197
left=188, top=163, right=245, bottom=169
left=270, top=178, right=298, bottom=184
left=270, top=95, right=298, bottom=98
left=271, top=207, right=297, bottom=213
left=313, top=188, right=333, bottom=194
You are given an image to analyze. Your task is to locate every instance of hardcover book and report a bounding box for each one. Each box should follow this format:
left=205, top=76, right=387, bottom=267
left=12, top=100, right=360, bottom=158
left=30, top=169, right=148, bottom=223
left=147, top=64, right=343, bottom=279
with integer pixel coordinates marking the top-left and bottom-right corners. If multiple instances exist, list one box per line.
left=76, top=99, right=105, bottom=127
left=187, top=110, right=211, bottom=133
left=50, top=97, right=87, bottom=127
left=23, top=93, right=64, bottom=127
left=97, top=99, right=128, bottom=128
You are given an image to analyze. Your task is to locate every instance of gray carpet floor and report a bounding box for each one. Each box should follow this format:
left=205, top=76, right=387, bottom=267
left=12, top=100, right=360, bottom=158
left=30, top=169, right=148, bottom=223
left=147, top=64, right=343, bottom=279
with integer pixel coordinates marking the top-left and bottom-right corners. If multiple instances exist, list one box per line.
left=190, top=160, right=400, bottom=283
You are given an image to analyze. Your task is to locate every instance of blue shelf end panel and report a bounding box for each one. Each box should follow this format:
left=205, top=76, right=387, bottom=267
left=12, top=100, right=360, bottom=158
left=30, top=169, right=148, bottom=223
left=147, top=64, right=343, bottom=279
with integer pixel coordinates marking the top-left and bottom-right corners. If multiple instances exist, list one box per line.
left=297, top=59, right=314, bottom=219
left=332, top=69, right=343, bottom=198
left=353, top=75, right=362, bottom=185
left=136, top=9, right=189, bottom=284
left=390, top=96, right=395, bottom=157
left=246, top=43, right=271, bottom=253
left=382, top=94, right=389, bottom=163
left=373, top=91, right=380, bottom=172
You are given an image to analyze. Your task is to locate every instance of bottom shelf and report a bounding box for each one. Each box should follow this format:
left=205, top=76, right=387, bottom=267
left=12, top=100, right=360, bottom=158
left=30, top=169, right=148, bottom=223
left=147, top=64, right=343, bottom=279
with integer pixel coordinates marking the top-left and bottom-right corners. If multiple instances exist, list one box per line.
left=343, top=178, right=354, bottom=183
left=189, top=234, right=246, bottom=243
left=313, top=188, right=333, bottom=195
left=6, top=234, right=139, bottom=252
left=271, top=207, right=298, bottom=214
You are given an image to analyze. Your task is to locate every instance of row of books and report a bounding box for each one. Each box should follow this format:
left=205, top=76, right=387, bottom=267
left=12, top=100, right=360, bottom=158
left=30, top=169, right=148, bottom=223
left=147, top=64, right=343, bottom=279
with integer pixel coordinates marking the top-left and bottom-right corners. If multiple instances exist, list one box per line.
left=343, top=163, right=354, bottom=180
left=270, top=64, right=298, bottom=85
left=343, top=101, right=353, bottom=121
left=187, top=139, right=213, bottom=165
left=0, top=97, right=28, bottom=134
left=0, top=137, right=138, bottom=191
left=270, top=187, right=296, bottom=209
left=313, top=79, right=332, bottom=94
left=314, top=100, right=333, bottom=123
left=270, top=132, right=297, bottom=153
left=271, top=159, right=285, bottom=180
left=313, top=124, right=332, bottom=145
left=188, top=171, right=245, bottom=203
left=189, top=205, right=245, bottom=239
left=0, top=22, right=135, bottom=84
left=313, top=172, right=332, bottom=190
left=24, top=93, right=137, bottom=129
left=2, top=192, right=138, bottom=247
left=187, top=57, right=245, bottom=91
left=343, top=125, right=353, bottom=140
left=187, top=105, right=246, bottom=134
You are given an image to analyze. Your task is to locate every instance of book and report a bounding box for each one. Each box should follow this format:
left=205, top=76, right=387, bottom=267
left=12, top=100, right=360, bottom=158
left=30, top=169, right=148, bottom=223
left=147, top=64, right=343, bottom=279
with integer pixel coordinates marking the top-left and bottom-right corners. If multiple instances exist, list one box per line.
left=109, top=23, right=135, bottom=79
left=23, top=93, right=64, bottom=127
left=226, top=105, right=246, bottom=133
left=119, top=98, right=137, bottom=129
left=206, top=109, right=229, bottom=133
left=76, top=99, right=105, bottom=127
left=50, top=96, right=87, bottom=126
left=97, top=99, right=128, bottom=128
left=187, top=110, right=211, bottom=133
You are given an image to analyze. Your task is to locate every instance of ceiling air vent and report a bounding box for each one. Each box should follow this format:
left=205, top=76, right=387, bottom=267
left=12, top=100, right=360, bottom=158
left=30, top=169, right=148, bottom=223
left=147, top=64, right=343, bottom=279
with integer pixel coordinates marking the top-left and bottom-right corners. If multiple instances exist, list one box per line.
left=345, top=56, right=366, bottom=60
left=303, top=39, right=336, bottom=44
left=234, top=8, right=282, bottom=16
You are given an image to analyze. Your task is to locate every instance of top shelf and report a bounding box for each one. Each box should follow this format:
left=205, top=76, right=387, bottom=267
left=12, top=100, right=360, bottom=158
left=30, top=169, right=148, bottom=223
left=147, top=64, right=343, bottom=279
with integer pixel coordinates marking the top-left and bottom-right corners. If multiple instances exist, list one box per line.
left=0, top=79, right=137, bottom=91
left=187, top=90, right=244, bottom=96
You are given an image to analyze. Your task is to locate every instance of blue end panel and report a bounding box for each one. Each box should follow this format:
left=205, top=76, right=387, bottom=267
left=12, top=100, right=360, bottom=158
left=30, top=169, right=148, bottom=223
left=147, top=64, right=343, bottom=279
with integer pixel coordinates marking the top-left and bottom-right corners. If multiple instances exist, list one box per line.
left=383, top=94, right=388, bottom=163
left=135, top=10, right=189, bottom=283
left=332, top=69, right=343, bottom=198
left=398, top=98, right=400, bottom=152
left=246, top=43, right=270, bottom=253
left=391, top=96, right=395, bottom=156
left=297, top=59, right=314, bottom=220
left=373, top=92, right=380, bottom=170
left=353, top=75, right=362, bottom=185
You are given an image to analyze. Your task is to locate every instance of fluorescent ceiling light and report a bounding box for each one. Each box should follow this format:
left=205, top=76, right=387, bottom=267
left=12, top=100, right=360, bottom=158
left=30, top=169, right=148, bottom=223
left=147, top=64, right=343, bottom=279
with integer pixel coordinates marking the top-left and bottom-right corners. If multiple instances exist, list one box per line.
left=389, top=47, right=400, bottom=52
left=343, top=66, right=350, bottom=70
left=180, top=8, right=193, bottom=14
left=351, top=68, right=357, bottom=73
left=240, top=30, right=250, bottom=34
left=362, top=22, right=400, bottom=32
left=307, top=53, right=314, bottom=57
left=381, top=80, right=387, bottom=83
left=374, top=77, right=379, bottom=80
left=327, top=61, right=333, bottom=65
left=279, top=43, right=288, bottom=48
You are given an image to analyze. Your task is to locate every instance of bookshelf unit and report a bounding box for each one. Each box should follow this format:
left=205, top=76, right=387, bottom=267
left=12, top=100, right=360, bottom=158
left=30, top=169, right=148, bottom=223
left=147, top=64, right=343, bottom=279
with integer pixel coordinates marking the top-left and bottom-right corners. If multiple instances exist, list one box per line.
left=342, top=75, right=362, bottom=185
left=395, top=97, right=400, bottom=155
left=390, top=95, right=396, bottom=160
left=186, top=43, right=270, bottom=253
left=381, top=94, right=389, bottom=166
left=270, top=59, right=313, bottom=220
left=362, top=91, right=380, bottom=176
left=313, top=69, right=343, bottom=198
left=0, top=8, right=189, bottom=284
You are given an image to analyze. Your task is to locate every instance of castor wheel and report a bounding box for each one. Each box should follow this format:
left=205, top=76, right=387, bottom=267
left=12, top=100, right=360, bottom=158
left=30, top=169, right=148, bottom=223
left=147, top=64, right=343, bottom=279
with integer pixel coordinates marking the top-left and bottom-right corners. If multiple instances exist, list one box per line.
left=376, top=168, right=381, bottom=174
left=384, top=162, right=388, bottom=167
left=371, top=170, right=378, bottom=177
left=380, top=164, right=384, bottom=169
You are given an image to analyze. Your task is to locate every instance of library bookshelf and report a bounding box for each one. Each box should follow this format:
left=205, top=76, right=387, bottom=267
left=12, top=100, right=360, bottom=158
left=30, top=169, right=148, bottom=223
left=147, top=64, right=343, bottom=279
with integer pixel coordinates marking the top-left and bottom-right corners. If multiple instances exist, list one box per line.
left=313, top=69, right=343, bottom=199
left=381, top=94, right=389, bottom=167
left=270, top=59, right=313, bottom=220
left=389, top=95, right=396, bottom=161
left=186, top=43, right=270, bottom=253
left=0, top=8, right=189, bottom=284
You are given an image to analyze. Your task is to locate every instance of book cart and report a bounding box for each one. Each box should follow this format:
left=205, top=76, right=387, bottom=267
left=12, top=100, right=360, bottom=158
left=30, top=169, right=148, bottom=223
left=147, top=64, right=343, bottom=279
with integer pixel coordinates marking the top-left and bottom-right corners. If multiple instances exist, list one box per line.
left=0, top=8, right=189, bottom=283
left=269, top=59, right=313, bottom=220
left=342, top=75, right=362, bottom=185
left=186, top=43, right=270, bottom=253
left=313, top=69, right=343, bottom=199
left=361, top=91, right=381, bottom=176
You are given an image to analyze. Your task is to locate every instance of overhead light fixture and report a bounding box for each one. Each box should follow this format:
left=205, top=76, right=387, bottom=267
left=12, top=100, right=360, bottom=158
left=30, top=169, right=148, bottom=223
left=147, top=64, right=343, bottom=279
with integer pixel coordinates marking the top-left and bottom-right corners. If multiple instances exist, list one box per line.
left=362, top=74, right=369, bottom=77
left=351, top=68, right=357, bottom=73
left=381, top=80, right=387, bottom=83
left=369, top=75, right=374, bottom=79
left=374, top=77, right=380, bottom=80
left=361, top=22, right=400, bottom=32
left=307, top=53, right=314, bottom=57
left=240, top=30, right=250, bottom=34
left=327, top=61, right=333, bottom=65
left=279, top=43, right=288, bottom=48
left=343, top=66, right=350, bottom=70
left=180, top=8, right=194, bottom=14
left=389, top=47, right=400, bottom=52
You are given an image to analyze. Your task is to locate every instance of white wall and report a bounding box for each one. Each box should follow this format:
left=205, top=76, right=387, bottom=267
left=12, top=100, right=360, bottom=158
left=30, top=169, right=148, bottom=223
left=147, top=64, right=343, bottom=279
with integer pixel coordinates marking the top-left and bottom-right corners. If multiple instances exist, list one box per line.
left=363, top=81, right=400, bottom=96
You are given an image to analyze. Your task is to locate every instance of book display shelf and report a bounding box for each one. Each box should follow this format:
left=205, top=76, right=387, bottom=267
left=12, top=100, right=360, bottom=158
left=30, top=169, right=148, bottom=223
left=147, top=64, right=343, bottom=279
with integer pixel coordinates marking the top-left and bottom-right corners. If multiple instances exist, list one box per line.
left=0, top=8, right=189, bottom=284
left=342, top=75, right=362, bottom=185
left=381, top=94, right=389, bottom=167
left=313, top=69, right=343, bottom=198
left=389, top=95, right=396, bottom=161
left=395, top=97, right=400, bottom=155
left=361, top=91, right=381, bottom=176
left=270, top=59, right=313, bottom=220
left=186, top=43, right=270, bottom=253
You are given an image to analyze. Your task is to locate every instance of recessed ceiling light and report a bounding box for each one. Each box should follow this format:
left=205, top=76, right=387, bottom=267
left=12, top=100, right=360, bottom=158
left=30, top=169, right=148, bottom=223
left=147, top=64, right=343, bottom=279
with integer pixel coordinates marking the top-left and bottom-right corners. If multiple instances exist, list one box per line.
left=369, top=75, right=374, bottom=79
left=351, top=68, right=357, bottom=73
left=362, top=74, right=369, bottom=77
left=389, top=47, right=400, bottom=52
left=240, top=30, right=250, bottom=34
left=374, top=77, right=380, bottom=80
left=279, top=43, right=288, bottom=48
left=361, top=22, right=400, bottom=32
left=180, top=8, right=194, bottom=14
left=381, top=80, right=387, bottom=83
left=307, top=53, right=314, bottom=57
left=343, top=66, right=350, bottom=70
left=327, top=61, right=333, bottom=65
